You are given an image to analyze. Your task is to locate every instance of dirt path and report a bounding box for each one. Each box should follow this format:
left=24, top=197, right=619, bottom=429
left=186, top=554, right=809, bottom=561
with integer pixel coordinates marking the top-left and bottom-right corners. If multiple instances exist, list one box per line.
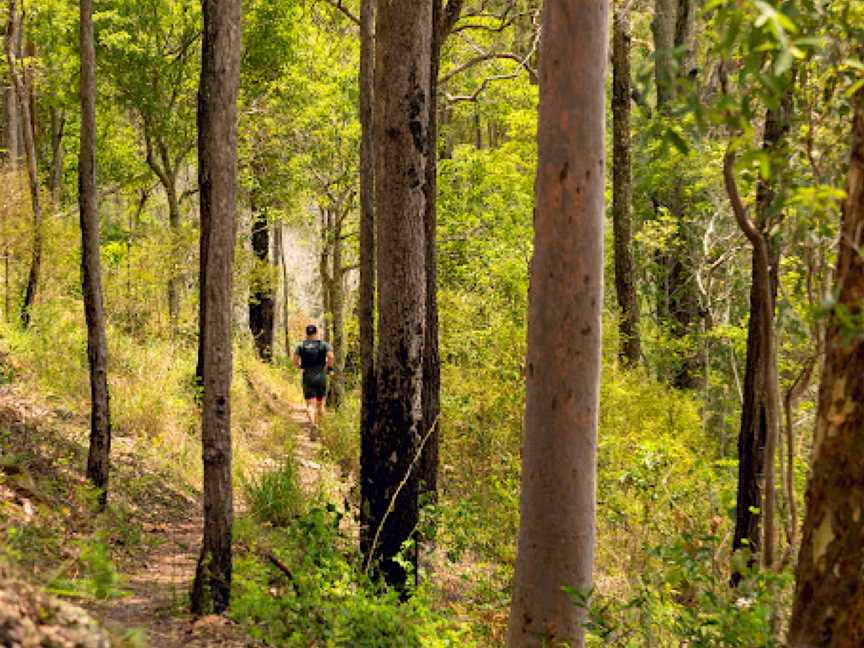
left=83, top=403, right=326, bottom=647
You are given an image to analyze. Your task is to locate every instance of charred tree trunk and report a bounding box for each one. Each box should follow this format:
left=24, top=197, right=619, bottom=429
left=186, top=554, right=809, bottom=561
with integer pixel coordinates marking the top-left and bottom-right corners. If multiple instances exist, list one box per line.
left=249, top=195, right=274, bottom=362
left=360, top=0, right=431, bottom=590
left=787, top=88, right=864, bottom=647
left=190, top=0, right=241, bottom=616
left=358, top=0, right=376, bottom=553
left=612, top=1, right=640, bottom=367
left=79, top=0, right=112, bottom=511
left=731, top=100, right=790, bottom=573
left=507, top=0, right=608, bottom=645
left=5, top=0, right=41, bottom=329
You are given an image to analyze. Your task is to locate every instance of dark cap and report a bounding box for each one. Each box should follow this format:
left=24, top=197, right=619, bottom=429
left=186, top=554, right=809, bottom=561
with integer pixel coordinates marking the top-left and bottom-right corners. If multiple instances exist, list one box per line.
left=306, top=324, right=318, bottom=335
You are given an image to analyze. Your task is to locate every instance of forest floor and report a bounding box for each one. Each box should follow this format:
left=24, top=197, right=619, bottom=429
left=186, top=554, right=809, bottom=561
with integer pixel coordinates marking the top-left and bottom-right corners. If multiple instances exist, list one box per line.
left=0, top=373, right=339, bottom=647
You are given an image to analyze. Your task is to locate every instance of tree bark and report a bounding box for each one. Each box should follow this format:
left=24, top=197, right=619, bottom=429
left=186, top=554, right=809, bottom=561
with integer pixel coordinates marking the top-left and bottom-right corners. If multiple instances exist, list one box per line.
left=787, top=88, right=864, bottom=648
left=166, top=181, right=181, bottom=330
left=49, top=106, right=65, bottom=205
left=507, top=0, right=607, bottom=645
left=612, top=1, right=640, bottom=367
left=652, top=0, right=676, bottom=110
left=358, top=0, right=376, bottom=553
left=360, top=0, right=431, bottom=590
left=328, top=211, right=345, bottom=409
left=249, top=192, right=274, bottom=362
left=190, top=0, right=241, bottom=616
left=79, top=0, right=112, bottom=512
left=730, top=99, right=790, bottom=573
left=5, top=0, right=41, bottom=329
left=2, top=12, right=19, bottom=167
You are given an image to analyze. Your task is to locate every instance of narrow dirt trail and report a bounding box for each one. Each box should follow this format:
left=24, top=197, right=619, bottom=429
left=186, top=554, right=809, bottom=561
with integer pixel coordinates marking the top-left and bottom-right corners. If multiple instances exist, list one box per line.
left=83, top=402, right=326, bottom=647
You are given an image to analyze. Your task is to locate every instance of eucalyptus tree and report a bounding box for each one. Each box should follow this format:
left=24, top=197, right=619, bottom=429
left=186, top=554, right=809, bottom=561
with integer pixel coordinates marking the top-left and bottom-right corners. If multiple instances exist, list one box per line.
left=97, top=0, right=200, bottom=330
left=508, top=0, right=608, bottom=644
left=4, top=0, right=42, bottom=328
left=361, top=0, right=432, bottom=588
left=190, top=0, right=241, bottom=615
left=79, top=0, right=111, bottom=510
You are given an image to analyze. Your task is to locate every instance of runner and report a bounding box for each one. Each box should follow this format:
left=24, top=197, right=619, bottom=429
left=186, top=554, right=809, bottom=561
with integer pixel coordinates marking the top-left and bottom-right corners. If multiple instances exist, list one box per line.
left=293, top=324, right=335, bottom=429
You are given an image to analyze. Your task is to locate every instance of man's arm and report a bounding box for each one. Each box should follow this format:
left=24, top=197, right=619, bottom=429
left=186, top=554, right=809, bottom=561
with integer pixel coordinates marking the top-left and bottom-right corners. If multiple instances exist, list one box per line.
left=293, top=352, right=302, bottom=369
left=326, top=350, right=335, bottom=369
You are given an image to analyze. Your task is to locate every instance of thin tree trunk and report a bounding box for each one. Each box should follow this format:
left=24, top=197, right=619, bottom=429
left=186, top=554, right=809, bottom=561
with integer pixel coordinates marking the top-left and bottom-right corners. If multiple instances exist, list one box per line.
left=277, top=224, right=291, bottom=358
left=166, top=181, right=182, bottom=331
left=79, top=0, right=111, bottom=511
left=360, top=0, right=431, bottom=590
left=5, top=0, right=41, bottom=329
left=787, top=87, right=864, bottom=648
left=507, top=0, right=608, bottom=645
left=358, top=0, right=376, bottom=553
left=731, top=99, right=790, bottom=573
left=328, top=213, right=345, bottom=409
left=652, top=0, right=676, bottom=110
left=190, top=0, right=241, bottom=616
left=3, top=17, right=19, bottom=167
left=48, top=106, right=65, bottom=205
left=249, top=190, right=274, bottom=362
left=612, top=1, right=640, bottom=367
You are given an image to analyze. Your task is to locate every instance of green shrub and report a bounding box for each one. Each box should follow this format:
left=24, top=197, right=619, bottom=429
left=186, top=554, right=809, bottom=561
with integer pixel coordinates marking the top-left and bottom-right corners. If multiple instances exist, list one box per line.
left=243, top=454, right=305, bottom=527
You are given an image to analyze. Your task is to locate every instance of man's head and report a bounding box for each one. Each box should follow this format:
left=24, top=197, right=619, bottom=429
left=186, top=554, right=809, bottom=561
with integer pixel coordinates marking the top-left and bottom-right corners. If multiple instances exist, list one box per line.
left=306, top=324, right=318, bottom=339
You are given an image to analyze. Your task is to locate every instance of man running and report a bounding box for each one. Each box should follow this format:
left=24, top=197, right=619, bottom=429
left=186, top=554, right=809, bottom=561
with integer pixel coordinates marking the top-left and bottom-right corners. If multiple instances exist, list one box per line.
left=293, top=324, right=335, bottom=429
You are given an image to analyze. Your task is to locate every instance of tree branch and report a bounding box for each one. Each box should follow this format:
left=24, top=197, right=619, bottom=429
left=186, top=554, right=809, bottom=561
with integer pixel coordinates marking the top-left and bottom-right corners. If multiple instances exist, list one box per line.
left=723, top=150, right=762, bottom=247
left=439, top=50, right=537, bottom=87
left=320, top=0, right=360, bottom=26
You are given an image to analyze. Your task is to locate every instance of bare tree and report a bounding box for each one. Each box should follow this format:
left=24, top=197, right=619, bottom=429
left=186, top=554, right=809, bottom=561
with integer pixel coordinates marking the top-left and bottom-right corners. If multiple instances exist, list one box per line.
left=190, top=0, right=242, bottom=615
left=507, top=0, right=608, bottom=645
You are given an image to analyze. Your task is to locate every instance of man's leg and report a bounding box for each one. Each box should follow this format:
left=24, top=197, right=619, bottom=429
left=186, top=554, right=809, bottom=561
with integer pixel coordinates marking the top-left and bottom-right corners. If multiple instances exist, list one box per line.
left=306, top=399, right=317, bottom=426
left=316, top=397, right=326, bottom=425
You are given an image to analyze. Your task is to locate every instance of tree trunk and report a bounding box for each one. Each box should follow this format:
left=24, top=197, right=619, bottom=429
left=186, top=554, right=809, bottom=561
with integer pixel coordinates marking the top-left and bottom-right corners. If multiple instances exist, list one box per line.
left=652, top=0, right=677, bottom=110
left=360, top=0, right=431, bottom=590
left=358, top=0, right=376, bottom=553
left=166, top=181, right=182, bottom=331
left=731, top=100, right=790, bottom=573
left=276, top=223, right=291, bottom=358
left=48, top=106, right=65, bottom=205
left=328, top=213, right=345, bottom=409
left=5, top=0, right=41, bottom=329
left=79, top=0, right=112, bottom=512
left=3, top=23, right=19, bottom=167
left=190, top=0, right=241, bottom=616
left=612, top=1, right=640, bottom=367
left=507, top=1, right=607, bottom=645
left=787, top=88, right=864, bottom=648
left=249, top=195, right=274, bottom=362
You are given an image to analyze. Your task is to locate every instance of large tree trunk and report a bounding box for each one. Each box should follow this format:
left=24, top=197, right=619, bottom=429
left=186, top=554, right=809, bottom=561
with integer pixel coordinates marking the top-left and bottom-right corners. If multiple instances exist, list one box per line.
left=249, top=192, right=274, bottom=362
left=360, top=0, right=431, bottom=590
left=5, top=0, right=41, bottom=329
left=612, top=1, right=640, bottom=367
left=731, top=100, right=790, bottom=572
left=358, top=0, right=376, bottom=553
left=79, top=0, right=112, bottom=511
left=190, top=0, right=241, bottom=616
left=507, top=1, right=607, bottom=645
left=787, top=88, right=864, bottom=648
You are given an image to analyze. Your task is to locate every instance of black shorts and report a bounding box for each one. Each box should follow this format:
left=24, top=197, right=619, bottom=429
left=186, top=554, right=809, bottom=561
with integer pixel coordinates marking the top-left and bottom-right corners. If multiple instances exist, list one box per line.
left=302, top=373, right=327, bottom=401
